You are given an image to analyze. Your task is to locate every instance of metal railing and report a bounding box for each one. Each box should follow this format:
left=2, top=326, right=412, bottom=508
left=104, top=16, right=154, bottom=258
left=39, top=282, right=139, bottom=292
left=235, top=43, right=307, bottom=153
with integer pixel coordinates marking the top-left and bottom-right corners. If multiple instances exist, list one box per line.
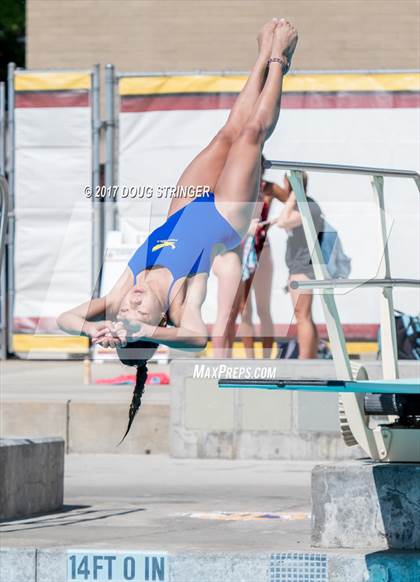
left=291, top=278, right=420, bottom=290
left=265, top=159, right=420, bottom=188
left=266, top=160, right=420, bottom=383
left=0, top=176, right=9, bottom=360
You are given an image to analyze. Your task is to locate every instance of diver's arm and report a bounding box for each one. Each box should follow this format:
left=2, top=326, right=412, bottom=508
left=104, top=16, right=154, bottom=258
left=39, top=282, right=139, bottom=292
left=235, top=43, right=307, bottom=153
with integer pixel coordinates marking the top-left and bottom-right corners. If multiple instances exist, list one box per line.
left=142, top=314, right=208, bottom=351
left=57, top=268, right=132, bottom=336
left=95, top=311, right=208, bottom=350
left=57, top=296, right=111, bottom=337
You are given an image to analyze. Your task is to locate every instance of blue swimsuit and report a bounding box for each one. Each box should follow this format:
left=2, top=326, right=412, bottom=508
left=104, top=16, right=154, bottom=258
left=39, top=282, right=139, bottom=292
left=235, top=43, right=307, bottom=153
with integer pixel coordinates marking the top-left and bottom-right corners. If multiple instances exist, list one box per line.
left=128, top=193, right=242, bottom=304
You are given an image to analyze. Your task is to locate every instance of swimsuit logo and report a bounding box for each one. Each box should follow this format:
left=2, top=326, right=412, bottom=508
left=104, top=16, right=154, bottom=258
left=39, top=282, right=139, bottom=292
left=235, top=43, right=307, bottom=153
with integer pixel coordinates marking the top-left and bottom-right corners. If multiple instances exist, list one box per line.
left=152, top=239, right=177, bottom=252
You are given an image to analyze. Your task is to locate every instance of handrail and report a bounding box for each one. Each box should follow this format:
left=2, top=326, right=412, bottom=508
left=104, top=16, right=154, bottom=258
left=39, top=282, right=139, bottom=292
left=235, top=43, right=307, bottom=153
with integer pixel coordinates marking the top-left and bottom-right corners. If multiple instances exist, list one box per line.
left=0, top=176, right=9, bottom=272
left=265, top=160, right=420, bottom=188
left=291, top=278, right=420, bottom=290
left=268, top=161, right=420, bottom=385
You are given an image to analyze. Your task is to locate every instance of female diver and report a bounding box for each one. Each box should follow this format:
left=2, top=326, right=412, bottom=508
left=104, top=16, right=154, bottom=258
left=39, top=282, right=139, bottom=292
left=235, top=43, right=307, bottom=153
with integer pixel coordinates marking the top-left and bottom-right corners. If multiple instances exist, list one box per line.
left=58, top=18, right=298, bottom=440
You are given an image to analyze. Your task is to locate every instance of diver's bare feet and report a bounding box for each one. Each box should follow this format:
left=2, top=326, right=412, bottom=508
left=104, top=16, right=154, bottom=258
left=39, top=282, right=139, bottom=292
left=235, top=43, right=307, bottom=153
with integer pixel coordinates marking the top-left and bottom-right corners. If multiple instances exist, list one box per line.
left=271, top=18, right=298, bottom=67
left=257, top=18, right=278, bottom=61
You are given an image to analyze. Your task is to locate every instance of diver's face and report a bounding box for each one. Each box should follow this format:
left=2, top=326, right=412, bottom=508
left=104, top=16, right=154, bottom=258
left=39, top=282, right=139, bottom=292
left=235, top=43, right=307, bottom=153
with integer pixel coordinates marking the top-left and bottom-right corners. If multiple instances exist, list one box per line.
left=117, top=284, right=163, bottom=330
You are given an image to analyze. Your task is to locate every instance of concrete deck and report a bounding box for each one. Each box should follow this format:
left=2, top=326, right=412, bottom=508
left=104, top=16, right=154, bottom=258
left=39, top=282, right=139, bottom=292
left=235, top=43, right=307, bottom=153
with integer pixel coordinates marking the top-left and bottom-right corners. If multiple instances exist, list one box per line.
left=1, top=455, right=419, bottom=582
left=1, top=360, right=171, bottom=403
left=0, top=455, right=313, bottom=552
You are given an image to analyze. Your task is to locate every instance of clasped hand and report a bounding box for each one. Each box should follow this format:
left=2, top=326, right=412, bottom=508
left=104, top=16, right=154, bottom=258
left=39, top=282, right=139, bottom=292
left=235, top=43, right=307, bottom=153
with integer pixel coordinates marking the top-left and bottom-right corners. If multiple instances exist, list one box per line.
left=84, top=320, right=150, bottom=348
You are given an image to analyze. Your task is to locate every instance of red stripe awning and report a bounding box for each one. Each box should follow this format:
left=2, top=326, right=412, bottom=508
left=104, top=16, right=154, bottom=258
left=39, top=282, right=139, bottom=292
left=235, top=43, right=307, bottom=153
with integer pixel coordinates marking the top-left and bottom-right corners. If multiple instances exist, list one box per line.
left=15, top=91, right=90, bottom=108
left=120, top=91, right=420, bottom=113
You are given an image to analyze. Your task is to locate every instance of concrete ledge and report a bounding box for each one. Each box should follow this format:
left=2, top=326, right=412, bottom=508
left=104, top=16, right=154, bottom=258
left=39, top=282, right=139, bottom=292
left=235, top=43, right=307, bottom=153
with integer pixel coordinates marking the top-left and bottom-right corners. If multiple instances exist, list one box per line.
left=1, top=401, right=169, bottom=455
left=0, top=549, right=36, bottom=582
left=0, top=438, right=64, bottom=521
left=0, top=548, right=419, bottom=582
left=68, top=401, right=169, bottom=454
left=170, top=360, right=362, bottom=461
left=170, top=360, right=419, bottom=460
left=1, top=402, right=67, bottom=442
left=312, top=462, right=420, bottom=549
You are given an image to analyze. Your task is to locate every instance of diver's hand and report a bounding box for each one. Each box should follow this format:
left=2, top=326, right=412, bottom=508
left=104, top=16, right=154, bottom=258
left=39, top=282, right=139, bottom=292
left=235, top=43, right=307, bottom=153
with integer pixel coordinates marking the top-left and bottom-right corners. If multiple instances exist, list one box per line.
left=91, top=320, right=154, bottom=348
left=129, top=322, right=154, bottom=342
left=91, top=320, right=127, bottom=348
left=82, top=320, right=114, bottom=339
left=112, top=320, right=150, bottom=344
left=111, top=321, right=154, bottom=345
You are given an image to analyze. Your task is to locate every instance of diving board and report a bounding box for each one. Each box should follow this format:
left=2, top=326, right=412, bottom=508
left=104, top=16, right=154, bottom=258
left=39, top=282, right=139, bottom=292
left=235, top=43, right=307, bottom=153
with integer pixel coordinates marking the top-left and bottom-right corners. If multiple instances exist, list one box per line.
left=219, top=377, right=420, bottom=395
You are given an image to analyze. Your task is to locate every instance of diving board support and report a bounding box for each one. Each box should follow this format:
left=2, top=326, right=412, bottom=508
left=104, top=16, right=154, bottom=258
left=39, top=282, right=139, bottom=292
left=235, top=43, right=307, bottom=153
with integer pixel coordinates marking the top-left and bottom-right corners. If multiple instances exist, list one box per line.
left=288, top=171, right=353, bottom=380
left=371, top=175, right=399, bottom=380
left=260, top=161, right=420, bottom=462
left=288, top=170, right=379, bottom=458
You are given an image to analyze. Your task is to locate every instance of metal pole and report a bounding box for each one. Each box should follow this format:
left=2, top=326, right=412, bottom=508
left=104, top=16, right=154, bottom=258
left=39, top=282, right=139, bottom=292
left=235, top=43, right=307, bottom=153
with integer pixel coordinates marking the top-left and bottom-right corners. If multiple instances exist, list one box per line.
left=288, top=170, right=353, bottom=380
left=0, top=83, right=6, bottom=358
left=266, top=159, right=420, bottom=183
left=0, top=82, right=5, bottom=175
left=7, top=63, right=16, bottom=355
left=0, top=178, right=9, bottom=271
left=104, top=64, right=116, bottom=236
left=288, top=170, right=380, bottom=460
left=91, top=64, right=102, bottom=296
left=0, top=177, right=8, bottom=360
left=371, top=176, right=399, bottom=379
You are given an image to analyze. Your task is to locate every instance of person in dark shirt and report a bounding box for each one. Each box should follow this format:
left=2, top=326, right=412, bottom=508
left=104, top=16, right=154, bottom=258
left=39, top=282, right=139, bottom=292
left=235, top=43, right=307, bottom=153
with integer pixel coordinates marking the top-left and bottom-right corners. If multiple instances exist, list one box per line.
left=275, top=172, right=323, bottom=359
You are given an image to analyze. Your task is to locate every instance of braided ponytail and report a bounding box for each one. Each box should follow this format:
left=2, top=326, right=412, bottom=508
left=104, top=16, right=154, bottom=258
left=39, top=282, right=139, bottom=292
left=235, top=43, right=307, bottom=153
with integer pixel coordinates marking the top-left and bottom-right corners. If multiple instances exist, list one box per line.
left=118, top=362, right=148, bottom=445
left=116, top=339, right=157, bottom=445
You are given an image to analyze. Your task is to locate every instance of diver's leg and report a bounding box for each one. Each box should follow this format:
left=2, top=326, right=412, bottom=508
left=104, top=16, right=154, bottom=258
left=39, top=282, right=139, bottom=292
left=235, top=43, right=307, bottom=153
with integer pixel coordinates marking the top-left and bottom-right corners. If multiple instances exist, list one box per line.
left=168, top=19, right=277, bottom=216
left=214, top=20, right=297, bottom=234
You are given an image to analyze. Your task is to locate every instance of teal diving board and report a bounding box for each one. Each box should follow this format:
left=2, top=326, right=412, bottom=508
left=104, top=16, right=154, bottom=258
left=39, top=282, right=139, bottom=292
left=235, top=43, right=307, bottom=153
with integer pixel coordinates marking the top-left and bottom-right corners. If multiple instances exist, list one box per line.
left=218, top=378, right=420, bottom=395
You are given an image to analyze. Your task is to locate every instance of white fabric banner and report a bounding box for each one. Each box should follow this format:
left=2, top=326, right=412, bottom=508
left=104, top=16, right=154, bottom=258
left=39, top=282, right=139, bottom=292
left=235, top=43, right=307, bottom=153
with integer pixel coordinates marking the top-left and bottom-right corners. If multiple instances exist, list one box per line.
left=116, top=80, right=420, bottom=327
left=14, top=106, right=93, bottom=331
